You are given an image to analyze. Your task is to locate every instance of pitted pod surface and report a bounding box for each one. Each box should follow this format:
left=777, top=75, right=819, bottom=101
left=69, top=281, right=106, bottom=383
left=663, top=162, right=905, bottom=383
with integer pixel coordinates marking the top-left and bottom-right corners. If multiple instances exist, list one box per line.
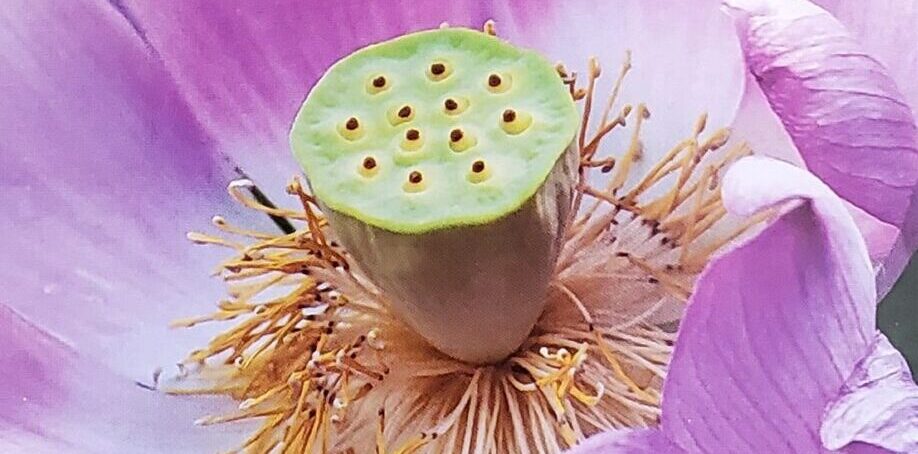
left=291, top=28, right=579, bottom=233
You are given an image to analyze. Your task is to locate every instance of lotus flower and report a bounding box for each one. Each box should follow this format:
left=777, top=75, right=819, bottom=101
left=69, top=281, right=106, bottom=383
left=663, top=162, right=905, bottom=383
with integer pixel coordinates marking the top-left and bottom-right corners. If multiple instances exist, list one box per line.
left=2, top=0, right=917, bottom=453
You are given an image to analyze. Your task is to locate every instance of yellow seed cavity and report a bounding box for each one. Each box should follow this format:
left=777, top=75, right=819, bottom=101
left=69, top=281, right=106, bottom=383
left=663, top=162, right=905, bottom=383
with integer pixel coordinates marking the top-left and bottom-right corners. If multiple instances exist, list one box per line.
left=448, top=127, right=476, bottom=153
left=388, top=104, right=415, bottom=126
left=366, top=74, right=390, bottom=94
left=443, top=96, right=469, bottom=116
left=427, top=61, right=452, bottom=81
left=486, top=72, right=512, bottom=93
left=403, top=170, right=427, bottom=192
left=338, top=116, right=364, bottom=141
left=467, top=159, right=491, bottom=183
left=500, top=108, right=532, bottom=135
left=400, top=128, right=424, bottom=151
left=358, top=156, right=379, bottom=178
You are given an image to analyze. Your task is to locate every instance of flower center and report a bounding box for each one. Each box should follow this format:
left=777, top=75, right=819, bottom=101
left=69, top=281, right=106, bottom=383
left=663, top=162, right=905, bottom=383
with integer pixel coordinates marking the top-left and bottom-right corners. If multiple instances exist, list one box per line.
left=165, top=23, right=765, bottom=454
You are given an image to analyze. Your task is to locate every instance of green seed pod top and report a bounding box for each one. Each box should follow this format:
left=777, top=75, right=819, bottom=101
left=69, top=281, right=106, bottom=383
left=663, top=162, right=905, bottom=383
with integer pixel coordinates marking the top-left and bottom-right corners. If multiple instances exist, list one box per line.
left=290, top=27, right=579, bottom=234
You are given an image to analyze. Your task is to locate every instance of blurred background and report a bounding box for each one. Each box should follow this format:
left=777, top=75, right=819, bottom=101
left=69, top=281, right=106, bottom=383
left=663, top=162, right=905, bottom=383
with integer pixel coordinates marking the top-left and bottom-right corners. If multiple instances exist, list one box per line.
left=879, top=256, right=918, bottom=377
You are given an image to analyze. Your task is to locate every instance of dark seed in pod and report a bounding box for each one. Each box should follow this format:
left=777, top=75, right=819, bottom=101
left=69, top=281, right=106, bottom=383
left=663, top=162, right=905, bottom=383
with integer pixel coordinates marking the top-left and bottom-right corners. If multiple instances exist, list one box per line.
left=472, top=160, right=485, bottom=173
left=502, top=109, right=516, bottom=123
left=345, top=117, right=359, bottom=130
left=444, top=98, right=458, bottom=111
left=409, top=171, right=423, bottom=184
left=450, top=129, right=463, bottom=142
left=431, top=63, right=446, bottom=75
left=372, top=76, right=386, bottom=88
left=362, top=157, right=377, bottom=169
left=406, top=129, right=420, bottom=141
left=488, top=74, right=502, bottom=87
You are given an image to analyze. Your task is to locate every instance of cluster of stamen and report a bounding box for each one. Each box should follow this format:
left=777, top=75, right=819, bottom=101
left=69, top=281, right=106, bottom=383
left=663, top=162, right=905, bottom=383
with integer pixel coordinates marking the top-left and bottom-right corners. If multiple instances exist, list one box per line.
left=172, top=22, right=765, bottom=454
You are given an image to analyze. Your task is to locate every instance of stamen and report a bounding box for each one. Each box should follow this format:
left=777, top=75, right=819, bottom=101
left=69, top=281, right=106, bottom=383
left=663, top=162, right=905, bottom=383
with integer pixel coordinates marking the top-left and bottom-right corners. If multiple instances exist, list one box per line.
left=175, top=44, right=765, bottom=454
left=483, top=19, right=497, bottom=36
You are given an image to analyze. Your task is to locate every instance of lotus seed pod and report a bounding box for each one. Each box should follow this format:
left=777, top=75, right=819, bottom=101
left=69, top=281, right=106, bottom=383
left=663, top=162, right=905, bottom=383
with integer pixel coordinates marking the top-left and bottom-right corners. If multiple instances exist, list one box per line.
left=290, top=27, right=579, bottom=364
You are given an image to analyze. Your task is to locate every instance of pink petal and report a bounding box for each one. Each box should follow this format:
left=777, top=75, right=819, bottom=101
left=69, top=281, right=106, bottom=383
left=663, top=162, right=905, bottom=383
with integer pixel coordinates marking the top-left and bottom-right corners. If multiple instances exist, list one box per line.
left=514, top=0, right=745, bottom=171
left=724, top=0, right=918, bottom=292
left=821, top=333, right=918, bottom=453
left=812, top=0, right=918, bottom=118
left=0, top=305, right=249, bottom=452
left=0, top=1, right=270, bottom=379
left=565, top=428, right=683, bottom=454
left=662, top=156, right=876, bottom=452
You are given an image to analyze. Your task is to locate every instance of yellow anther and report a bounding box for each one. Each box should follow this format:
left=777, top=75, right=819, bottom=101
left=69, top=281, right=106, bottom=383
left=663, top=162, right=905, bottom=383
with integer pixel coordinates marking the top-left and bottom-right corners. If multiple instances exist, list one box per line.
left=483, top=19, right=497, bottom=36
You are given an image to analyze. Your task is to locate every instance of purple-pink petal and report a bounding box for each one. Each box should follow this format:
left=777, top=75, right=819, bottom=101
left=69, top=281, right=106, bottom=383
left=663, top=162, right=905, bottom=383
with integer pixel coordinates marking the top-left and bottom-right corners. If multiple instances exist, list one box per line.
left=569, top=156, right=909, bottom=451
left=566, top=428, right=683, bottom=454
left=0, top=305, right=248, bottom=453
left=812, top=0, right=918, bottom=117
left=509, top=0, right=745, bottom=168
left=724, top=0, right=918, bottom=293
left=821, top=333, right=918, bottom=453
left=662, top=156, right=875, bottom=452
left=0, top=0, right=270, bottom=379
